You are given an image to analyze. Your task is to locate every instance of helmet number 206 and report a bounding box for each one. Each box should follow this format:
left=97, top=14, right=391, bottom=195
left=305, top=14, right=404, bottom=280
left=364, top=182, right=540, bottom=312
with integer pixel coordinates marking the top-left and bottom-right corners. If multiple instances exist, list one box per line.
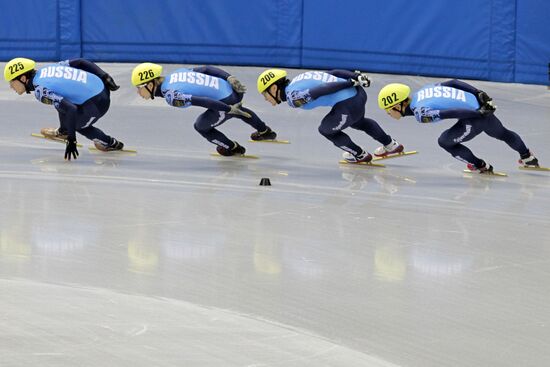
left=9, top=62, right=25, bottom=75
left=139, top=69, right=155, bottom=81
left=261, top=72, right=276, bottom=86
left=382, top=92, right=398, bottom=107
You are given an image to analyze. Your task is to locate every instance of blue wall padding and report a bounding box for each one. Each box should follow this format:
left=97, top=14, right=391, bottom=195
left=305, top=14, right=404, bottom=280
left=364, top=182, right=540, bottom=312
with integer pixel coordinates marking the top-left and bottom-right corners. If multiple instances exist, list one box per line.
left=59, top=0, right=81, bottom=60
left=487, top=0, right=516, bottom=82
left=80, top=0, right=302, bottom=67
left=515, top=0, right=550, bottom=84
left=0, top=1, right=59, bottom=60
left=0, top=0, right=548, bottom=85
left=301, top=0, right=492, bottom=80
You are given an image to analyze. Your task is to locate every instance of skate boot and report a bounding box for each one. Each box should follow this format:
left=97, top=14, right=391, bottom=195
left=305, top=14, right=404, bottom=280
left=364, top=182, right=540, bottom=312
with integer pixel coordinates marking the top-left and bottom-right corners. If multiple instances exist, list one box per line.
left=342, top=150, right=373, bottom=164
left=250, top=127, right=277, bottom=141
left=94, top=138, right=124, bottom=152
left=41, top=127, right=68, bottom=140
left=466, top=160, right=494, bottom=174
left=216, top=141, right=246, bottom=156
left=518, top=151, right=539, bottom=167
left=374, top=139, right=404, bottom=157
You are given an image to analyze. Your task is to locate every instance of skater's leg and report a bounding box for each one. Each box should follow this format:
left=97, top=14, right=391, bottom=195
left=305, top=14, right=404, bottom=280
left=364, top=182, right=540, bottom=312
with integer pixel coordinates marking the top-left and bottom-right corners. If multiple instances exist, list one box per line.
left=41, top=111, right=69, bottom=139
left=78, top=126, right=111, bottom=145
left=75, top=91, right=121, bottom=149
left=235, top=106, right=268, bottom=132
left=221, top=92, right=274, bottom=138
left=194, top=109, right=245, bottom=155
left=194, top=109, right=234, bottom=149
left=341, top=88, right=399, bottom=158
left=438, top=119, right=485, bottom=167
left=318, top=109, right=364, bottom=156
left=482, top=115, right=529, bottom=156
left=351, top=117, right=392, bottom=146
left=78, top=125, right=123, bottom=150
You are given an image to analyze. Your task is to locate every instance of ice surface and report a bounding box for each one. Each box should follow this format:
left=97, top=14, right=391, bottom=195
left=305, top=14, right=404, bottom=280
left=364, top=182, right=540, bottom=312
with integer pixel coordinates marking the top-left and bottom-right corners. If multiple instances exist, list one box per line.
left=1, top=64, right=549, bottom=367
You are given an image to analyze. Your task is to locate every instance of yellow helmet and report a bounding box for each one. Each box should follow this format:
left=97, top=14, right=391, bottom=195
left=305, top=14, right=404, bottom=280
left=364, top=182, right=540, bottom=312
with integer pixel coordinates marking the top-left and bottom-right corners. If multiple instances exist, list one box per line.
left=4, top=57, right=36, bottom=81
left=257, top=69, right=287, bottom=94
left=131, top=62, right=163, bottom=86
left=378, top=83, right=411, bottom=110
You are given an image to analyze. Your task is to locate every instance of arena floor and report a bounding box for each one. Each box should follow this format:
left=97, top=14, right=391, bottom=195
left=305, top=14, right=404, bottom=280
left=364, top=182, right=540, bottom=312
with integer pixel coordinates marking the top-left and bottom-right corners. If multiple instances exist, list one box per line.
left=1, top=64, right=549, bottom=367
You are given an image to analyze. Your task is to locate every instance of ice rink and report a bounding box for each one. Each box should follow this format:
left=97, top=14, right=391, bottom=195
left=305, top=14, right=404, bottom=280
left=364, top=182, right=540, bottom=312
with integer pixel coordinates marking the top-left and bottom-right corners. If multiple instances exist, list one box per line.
left=1, top=64, right=549, bottom=367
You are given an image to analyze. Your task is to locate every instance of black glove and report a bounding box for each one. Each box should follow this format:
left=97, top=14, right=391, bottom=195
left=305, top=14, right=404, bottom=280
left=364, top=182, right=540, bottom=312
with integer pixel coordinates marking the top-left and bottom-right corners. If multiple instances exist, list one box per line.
left=475, top=90, right=496, bottom=115
left=101, top=74, right=120, bottom=91
left=351, top=71, right=371, bottom=88
left=228, top=102, right=252, bottom=118
left=478, top=103, right=496, bottom=116
left=227, top=76, right=247, bottom=93
left=476, top=90, right=492, bottom=105
left=65, top=137, right=79, bottom=160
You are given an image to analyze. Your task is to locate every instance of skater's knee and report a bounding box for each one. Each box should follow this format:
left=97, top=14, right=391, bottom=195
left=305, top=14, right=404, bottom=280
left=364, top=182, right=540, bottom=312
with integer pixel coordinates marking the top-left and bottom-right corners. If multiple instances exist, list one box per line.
left=318, top=125, right=335, bottom=137
left=438, top=134, right=454, bottom=150
left=194, top=121, right=211, bottom=134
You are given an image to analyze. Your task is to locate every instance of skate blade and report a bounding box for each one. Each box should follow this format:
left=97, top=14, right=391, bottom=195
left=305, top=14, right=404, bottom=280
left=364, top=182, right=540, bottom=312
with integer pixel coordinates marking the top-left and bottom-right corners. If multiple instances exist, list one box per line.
left=88, top=146, right=137, bottom=154
left=31, top=133, right=83, bottom=147
left=519, top=166, right=550, bottom=172
left=463, top=169, right=507, bottom=177
left=372, top=150, right=418, bottom=161
left=339, top=160, right=385, bottom=167
left=248, top=139, right=290, bottom=144
left=210, top=152, right=259, bottom=159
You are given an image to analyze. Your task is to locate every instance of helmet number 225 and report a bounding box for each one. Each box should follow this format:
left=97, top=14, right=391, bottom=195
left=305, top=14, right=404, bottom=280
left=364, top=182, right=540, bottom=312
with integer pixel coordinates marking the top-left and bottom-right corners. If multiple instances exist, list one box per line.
left=8, top=62, right=25, bottom=76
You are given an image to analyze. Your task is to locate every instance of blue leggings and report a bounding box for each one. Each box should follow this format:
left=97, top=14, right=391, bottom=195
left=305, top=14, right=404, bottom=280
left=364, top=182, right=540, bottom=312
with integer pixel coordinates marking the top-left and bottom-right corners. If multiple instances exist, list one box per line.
left=438, top=115, right=529, bottom=167
left=317, top=88, right=392, bottom=156
left=193, top=92, right=267, bottom=149
left=58, top=88, right=113, bottom=144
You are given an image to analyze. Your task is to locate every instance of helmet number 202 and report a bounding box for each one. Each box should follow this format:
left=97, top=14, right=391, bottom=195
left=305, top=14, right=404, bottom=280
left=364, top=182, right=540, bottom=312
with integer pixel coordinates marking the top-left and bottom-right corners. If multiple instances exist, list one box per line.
left=261, top=72, right=276, bottom=86
left=382, top=92, right=398, bottom=107
left=138, top=69, right=155, bottom=81
left=9, top=62, right=25, bottom=75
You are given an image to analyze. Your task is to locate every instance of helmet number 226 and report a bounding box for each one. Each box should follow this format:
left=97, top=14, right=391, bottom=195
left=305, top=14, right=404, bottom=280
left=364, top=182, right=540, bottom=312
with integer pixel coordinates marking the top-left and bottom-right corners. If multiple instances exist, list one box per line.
left=138, top=69, right=155, bottom=82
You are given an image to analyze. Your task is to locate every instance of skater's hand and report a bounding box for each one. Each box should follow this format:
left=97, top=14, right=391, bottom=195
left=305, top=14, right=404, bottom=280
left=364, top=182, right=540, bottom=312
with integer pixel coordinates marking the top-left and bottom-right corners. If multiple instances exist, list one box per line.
left=227, top=76, right=247, bottom=93
left=476, top=90, right=492, bottom=105
left=478, top=101, right=496, bottom=116
left=65, top=138, right=79, bottom=161
left=475, top=90, right=497, bottom=113
left=101, top=74, right=120, bottom=91
left=228, top=102, right=252, bottom=118
left=351, top=71, right=371, bottom=88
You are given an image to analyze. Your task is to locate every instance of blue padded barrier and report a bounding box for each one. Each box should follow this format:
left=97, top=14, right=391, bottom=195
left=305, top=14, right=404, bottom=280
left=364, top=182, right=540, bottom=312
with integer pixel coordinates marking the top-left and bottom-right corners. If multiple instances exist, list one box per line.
left=487, top=0, right=516, bottom=82
left=59, top=0, right=81, bottom=60
left=515, top=0, right=550, bottom=84
left=0, top=1, right=59, bottom=60
left=80, top=0, right=302, bottom=67
left=302, top=0, right=498, bottom=81
left=0, top=0, right=548, bottom=85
